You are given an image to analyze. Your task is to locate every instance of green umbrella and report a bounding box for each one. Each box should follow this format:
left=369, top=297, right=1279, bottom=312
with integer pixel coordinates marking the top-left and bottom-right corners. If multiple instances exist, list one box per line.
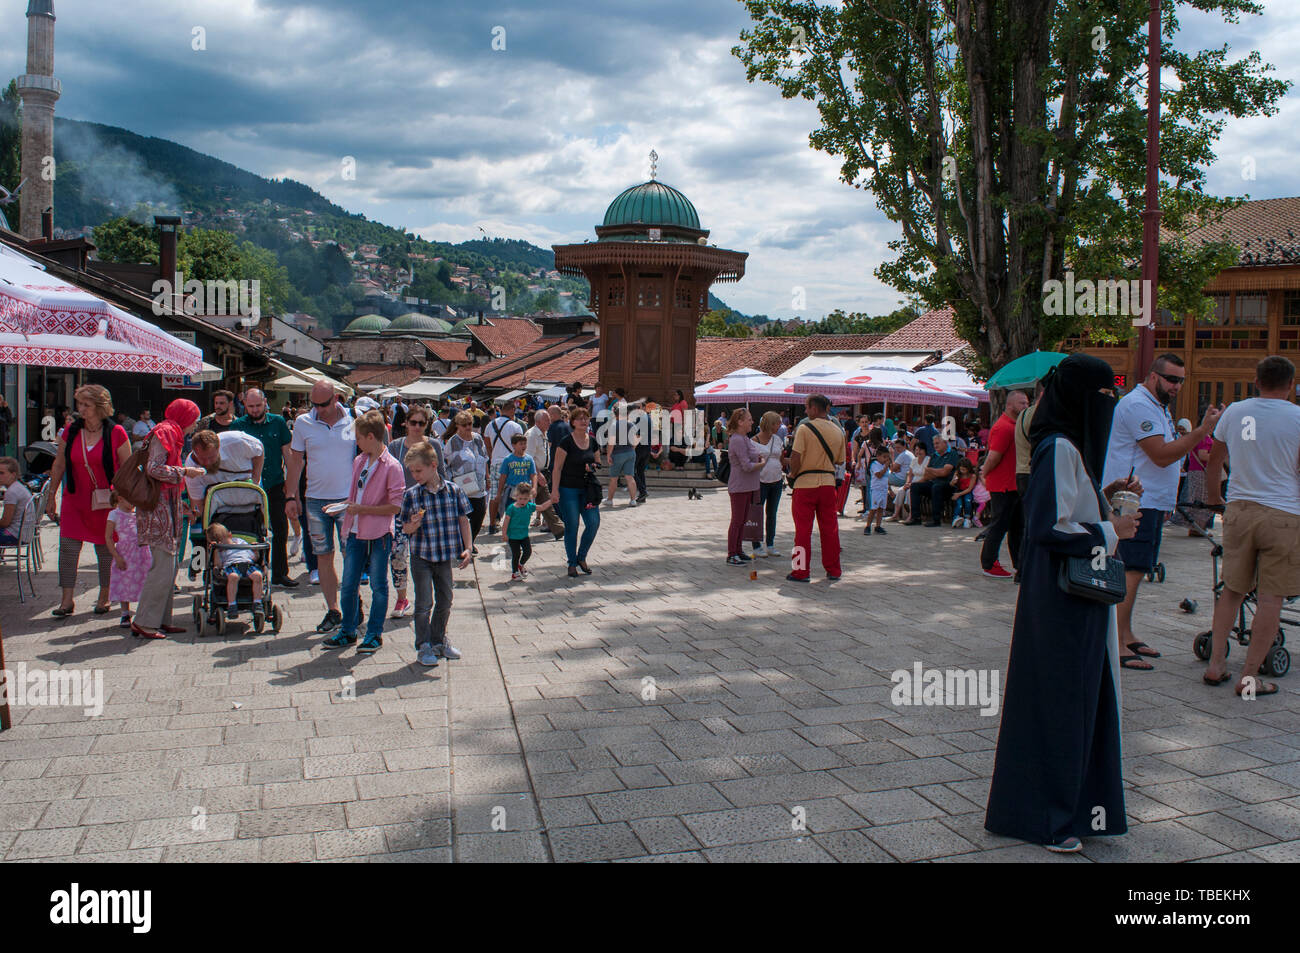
left=984, top=350, right=1067, bottom=391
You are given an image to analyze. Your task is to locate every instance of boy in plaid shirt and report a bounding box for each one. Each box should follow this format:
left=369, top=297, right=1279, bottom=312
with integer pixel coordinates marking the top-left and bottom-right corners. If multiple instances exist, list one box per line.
left=399, top=440, right=473, bottom=667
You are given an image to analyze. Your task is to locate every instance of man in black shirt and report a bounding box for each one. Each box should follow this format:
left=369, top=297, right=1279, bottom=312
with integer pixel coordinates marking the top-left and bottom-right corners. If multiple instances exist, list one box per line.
left=199, top=389, right=237, bottom=434
left=906, top=434, right=962, bottom=526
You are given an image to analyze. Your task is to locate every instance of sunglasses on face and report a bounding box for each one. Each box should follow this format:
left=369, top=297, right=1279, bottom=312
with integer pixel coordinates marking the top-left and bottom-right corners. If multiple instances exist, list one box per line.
left=407, top=419, right=428, bottom=427
left=312, top=399, right=332, bottom=408
left=1154, top=371, right=1185, bottom=386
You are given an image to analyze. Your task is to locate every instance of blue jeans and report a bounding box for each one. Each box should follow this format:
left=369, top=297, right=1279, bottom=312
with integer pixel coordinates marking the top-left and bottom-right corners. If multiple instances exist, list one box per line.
left=558, top=486, right=600, bottom=567
left=752, top=479, right=784, bottom=549
left=954, top=494, right=973, bottom=518
left=703, top=447, right=717, bottom=477
left=305, top=497, right=347, bottom=554
left=340, top=533, right=391, bottom=642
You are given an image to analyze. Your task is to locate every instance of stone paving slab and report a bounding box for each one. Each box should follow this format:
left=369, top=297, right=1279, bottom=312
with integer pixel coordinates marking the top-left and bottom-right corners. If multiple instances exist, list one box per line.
left=2, top=488, right=1300, bottom=862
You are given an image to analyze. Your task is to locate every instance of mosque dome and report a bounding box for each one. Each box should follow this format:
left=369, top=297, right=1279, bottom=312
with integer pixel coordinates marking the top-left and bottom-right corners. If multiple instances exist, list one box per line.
left=342, top=314, right=390, bottom=335
left=602, top=180, right=700, bottom=230
left=385, top=312, right=453, bottom=334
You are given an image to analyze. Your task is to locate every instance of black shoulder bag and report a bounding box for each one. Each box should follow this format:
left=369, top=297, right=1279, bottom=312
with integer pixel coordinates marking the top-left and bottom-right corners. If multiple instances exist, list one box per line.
left=787, top=421, right=842, bottom=489
left=1057, top=479, right=1127, bottom=604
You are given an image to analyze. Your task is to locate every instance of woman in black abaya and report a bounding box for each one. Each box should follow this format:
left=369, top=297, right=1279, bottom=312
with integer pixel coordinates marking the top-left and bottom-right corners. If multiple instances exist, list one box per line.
left=984, top=355, right=1142, bottom=853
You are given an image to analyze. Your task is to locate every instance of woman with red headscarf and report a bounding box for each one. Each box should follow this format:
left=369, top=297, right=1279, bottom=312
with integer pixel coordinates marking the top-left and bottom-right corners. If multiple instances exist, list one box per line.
left=131, top=399, right=205, bottom=639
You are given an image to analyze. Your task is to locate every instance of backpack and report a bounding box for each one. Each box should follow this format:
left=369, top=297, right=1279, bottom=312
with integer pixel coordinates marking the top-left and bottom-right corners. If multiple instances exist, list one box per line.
left=716, top=451, right=730, bottom=484
left=112, top=435, right=162, bottom=511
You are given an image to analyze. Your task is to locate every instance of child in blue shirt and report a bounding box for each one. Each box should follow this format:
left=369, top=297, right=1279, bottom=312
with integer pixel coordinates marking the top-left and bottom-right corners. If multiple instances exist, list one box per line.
left=495, top=433, right=537, bottom=514
left=501, top=482, right=555, bottom=580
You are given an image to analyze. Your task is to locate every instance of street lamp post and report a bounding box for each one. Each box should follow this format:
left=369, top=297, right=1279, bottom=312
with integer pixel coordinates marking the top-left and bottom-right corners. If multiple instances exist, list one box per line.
left=1136, top=0, right=1162, bottom=384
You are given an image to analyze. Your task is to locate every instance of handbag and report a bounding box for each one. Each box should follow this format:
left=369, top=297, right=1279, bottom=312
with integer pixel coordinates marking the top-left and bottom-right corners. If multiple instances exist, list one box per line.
left=715, top=451, right=730, bottom=484
left=112, top=435, right=162, bottom=511
left=584, top=469, right=603, bottom=508
left=742, top=490, right=763, bottom=542
left=1056, top=485, right=1127, bottom=604
left=1058, top=554, right=1127, bottom=605
left=82, top=430, right=114, bottom=510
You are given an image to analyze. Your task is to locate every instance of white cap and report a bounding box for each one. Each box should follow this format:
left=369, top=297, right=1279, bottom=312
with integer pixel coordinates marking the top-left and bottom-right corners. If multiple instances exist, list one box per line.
left=1176, top=417, right=1192, bottom=431
left=354, top=397, right=381, bottom=416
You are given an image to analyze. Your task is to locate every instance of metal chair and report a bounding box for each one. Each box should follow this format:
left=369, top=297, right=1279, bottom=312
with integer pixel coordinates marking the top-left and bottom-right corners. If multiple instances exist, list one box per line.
left=30, top=482, right=51, bottom=570
left=0, top=500, right=37, bottom=602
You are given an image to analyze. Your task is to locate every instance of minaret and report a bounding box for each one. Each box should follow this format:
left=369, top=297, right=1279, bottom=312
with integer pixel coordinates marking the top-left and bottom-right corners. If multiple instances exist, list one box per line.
left=16, top=0, right=61, bottom=239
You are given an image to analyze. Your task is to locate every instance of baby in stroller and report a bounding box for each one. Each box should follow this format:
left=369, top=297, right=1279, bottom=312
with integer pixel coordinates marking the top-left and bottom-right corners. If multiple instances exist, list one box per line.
left=206, top=522, right=264, bottom=621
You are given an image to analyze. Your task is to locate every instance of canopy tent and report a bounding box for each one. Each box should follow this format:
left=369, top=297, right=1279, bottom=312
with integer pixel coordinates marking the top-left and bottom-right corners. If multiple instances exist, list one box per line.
left=495, top=389, right=527, bottom=401
left=914, top=361, right=989, bottom=402
left=791, top=364, right=980, bottom=408
left=693, top=367, right=780, bottom=404
left=984, top=351, right=1066, bottom=391
left=0, top=243, right=202, bottom=375
left=265, top=359, right=354, bottom=397
left=531, top=384, right=595, bottom=401
left=398, top=378, right=462, bottom=399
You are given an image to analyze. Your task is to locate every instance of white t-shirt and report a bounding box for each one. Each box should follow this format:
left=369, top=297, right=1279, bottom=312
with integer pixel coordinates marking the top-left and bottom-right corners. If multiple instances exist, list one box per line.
left=1, top=481, right=32, bottom=539
left=751, top=435, right=785, bottom=484
left=431, top=417, right=450, bottom=438
left=132, top=420, right=154, bottom=438
left=484, top=415, right=523, bottom=466
left=525, top=425, right=549, bottom=470
left=1213, top=397, right=1300, bottom=516
left=218, top=545, right=256, bottom=568
left=870, top=460, right=890, bottom=499
left=1102, top=384, right=1179, bottom=510
left=893, top=449, right=915, bottom=478
left=185, top=430, right=265, bottom=505
left=289, top=405, right=357, bottom=501
left=909, top=454, right=928, bottom=481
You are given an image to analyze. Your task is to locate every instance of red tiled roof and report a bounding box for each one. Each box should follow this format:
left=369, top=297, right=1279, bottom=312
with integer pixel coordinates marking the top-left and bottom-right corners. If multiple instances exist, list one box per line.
left=1166, top=196, right=1300, bottom=266
left=490, top=348, right=600, bottom=390
left=345, top=365, right=424, bottom=389
left=453, top=334, right=595, bottom=383
left=868, top=306, right=964, bottom=354
left=424, top=339, right=470, bottom=362
left=465, top=316, right=543, bottom=356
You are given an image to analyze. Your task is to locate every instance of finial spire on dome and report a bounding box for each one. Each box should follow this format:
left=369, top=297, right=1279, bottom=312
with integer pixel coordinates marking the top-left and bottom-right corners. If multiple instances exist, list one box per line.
left=649, top=149, right=658, bottom=181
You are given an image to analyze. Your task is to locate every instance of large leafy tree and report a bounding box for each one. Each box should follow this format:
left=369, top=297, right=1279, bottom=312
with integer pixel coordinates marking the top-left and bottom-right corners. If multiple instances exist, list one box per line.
left=734, top=0, right=1289, bottom=372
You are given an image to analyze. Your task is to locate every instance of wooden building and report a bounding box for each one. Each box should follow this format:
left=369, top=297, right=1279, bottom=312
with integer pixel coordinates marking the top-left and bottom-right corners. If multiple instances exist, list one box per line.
left=1062, top=197, right=1300, bottom=418
left=554, top=178, right=747, bottom=403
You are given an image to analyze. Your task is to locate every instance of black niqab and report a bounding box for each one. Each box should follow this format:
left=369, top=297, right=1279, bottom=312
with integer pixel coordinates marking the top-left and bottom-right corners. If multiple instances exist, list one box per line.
left=1027, top=354, right=1117, bottom=485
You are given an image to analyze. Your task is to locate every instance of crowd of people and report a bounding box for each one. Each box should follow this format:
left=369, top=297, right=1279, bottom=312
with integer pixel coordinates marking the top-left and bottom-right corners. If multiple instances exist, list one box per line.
left=30, top=379, right=680, bottom=666
left=14, top=352, right=1300, bottom=859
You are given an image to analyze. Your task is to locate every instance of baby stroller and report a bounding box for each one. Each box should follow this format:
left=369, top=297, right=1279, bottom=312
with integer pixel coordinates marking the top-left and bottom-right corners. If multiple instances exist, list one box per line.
left=1181, top=503, right=1291, bottom=678
left=191, top=481, right=283, bottom=637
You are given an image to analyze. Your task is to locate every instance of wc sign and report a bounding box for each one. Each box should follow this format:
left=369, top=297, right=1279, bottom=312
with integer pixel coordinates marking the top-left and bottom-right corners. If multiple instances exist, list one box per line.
left=161, top=374, right=202, bottom=390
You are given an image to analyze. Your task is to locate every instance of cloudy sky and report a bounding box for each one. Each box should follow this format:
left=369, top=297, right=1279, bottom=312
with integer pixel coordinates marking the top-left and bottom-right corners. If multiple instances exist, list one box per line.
left=4, top=0, right=1299, bottom=318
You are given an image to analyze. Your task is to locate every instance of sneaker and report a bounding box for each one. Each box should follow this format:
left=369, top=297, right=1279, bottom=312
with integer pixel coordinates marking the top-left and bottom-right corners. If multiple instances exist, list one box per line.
left=727, top=555, right=747, bottom=566
left=874, top=526, right=887, bottom=535
left=289, top=535, right=302, bottom=557
left=227, top=608, right=240, bottom=621
left=737, top=551, right=753, bottom=561
left=390, top=598, right=412, bottom=618
left=766, top=547, right=781, bottom=557
left=983, top=562, right=1013, bottom=579
left=321, top=632, right=356, bottom=649
left=785, top=572, right=809, bottom=583
left=417, top=643, right=440, bottom=667
left=310, top=570, right=320, bottom=586
left=519, top=566, right=528, bottom=577
left=964, top=519, right=973, bottom=529
left=636, top=494, right=647, bottom=504
left=753, top=544, right=768, bottom=557
left=602, top=499, right=614, bottom=508
left=1045, top=836, right=1083, bottom=853
left=357, top=636, right=382, bottom=654
left=952, top=516, right=963, bottom=528
left=629, top=499, right=640, bottom=507
left=511, top=571, right=520, bottom=581
left=436, top=641, right=461, bottom=660
left=316, top=609, right=343, bottom=633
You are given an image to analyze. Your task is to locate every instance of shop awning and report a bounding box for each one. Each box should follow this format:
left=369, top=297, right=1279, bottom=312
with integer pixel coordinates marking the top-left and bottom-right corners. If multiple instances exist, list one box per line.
left=495, top=389, right=527, bottom=401
left=399, top=378, right=462, bottom=398
left=264, top=358, right=354, bottom=397
left=0, top=243, right=202, bottom=375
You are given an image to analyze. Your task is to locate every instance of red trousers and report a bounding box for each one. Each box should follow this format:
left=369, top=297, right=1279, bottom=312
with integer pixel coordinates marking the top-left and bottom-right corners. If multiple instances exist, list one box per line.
left=727, top=490, right=753, bottom=557
left=791, top=484, right=842, bottom=579
left=835, top=474, right=852, bottom=513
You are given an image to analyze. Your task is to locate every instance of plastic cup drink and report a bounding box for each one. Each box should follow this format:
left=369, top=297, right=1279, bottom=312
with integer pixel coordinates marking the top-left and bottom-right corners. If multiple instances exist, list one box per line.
left=1111, top=490, right=1140, bottom=517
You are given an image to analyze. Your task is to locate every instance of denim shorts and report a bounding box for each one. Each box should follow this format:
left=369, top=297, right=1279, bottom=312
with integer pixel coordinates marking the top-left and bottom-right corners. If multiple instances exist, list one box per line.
left=305, top=497, right=347, bottom=555
left=608, top=450, right=636, bottom=479
left=1116, top=507, right=1165, bottom=574
left=222, top=561, right=259, bottom=579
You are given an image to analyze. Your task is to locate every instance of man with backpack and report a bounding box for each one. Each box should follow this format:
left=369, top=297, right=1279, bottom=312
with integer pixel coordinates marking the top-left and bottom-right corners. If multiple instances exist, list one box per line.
left=484, top=397, right=523, bottom=536
left=786, top=394, right=846, bottom=582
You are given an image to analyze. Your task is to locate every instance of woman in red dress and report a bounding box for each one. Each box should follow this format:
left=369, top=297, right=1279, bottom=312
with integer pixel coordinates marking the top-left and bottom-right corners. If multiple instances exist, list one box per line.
left=45, top=385, right=132, bottom=617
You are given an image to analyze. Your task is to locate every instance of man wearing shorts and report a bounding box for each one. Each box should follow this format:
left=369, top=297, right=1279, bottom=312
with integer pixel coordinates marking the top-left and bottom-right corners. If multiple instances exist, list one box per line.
left=1101, top=353, right=1221, bottom=671
left=1203, top=356, right=1300, bottom=697
left=284, top=380, right=357, bottom=633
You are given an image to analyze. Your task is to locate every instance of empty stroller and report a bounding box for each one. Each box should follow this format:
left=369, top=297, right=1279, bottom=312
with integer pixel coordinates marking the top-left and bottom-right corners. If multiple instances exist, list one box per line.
left=191, top=481, right=282, bottom=636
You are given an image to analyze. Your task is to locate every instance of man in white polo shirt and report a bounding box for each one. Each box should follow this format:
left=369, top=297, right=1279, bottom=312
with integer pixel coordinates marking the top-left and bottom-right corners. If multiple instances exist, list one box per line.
left=1101, top=353, right=1221, bottom=671
left=284, top=380, right=357, bottom=634
left=1203, top=355, right=1300, bottom=698
left=484, top=397, right=523, bottom=536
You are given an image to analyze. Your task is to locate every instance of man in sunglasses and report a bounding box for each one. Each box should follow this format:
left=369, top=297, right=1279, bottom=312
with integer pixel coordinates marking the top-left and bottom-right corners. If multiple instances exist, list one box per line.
left=233, top=388, right=297, bottom=587
left=1101, top=353, right=1222, bottom=671
left=285, top=380, right=358, bottom=633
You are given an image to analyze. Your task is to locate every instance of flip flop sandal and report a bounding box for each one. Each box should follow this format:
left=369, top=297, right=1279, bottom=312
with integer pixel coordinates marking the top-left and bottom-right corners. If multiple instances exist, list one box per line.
left=1237, top=680, right=1279, bottom=697
left=1119, top=653, right=1154, bottom=671
left=93, top=604, right=112, bottom=615
left=1128, top=641, right=1162, bottom=658
left=1203, top=672, right=1231, bottom=686
left=51, top=606, right=75, bottom=617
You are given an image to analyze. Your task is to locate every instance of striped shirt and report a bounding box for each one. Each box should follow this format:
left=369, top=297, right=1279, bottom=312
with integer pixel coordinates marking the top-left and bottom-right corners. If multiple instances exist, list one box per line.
left=399, top=480, right=472, bottom=563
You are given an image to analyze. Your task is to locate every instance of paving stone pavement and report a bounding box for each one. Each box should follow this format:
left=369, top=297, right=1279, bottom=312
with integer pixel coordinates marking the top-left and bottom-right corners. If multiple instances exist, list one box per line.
left=3, top=488, right=1300, bottom=862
